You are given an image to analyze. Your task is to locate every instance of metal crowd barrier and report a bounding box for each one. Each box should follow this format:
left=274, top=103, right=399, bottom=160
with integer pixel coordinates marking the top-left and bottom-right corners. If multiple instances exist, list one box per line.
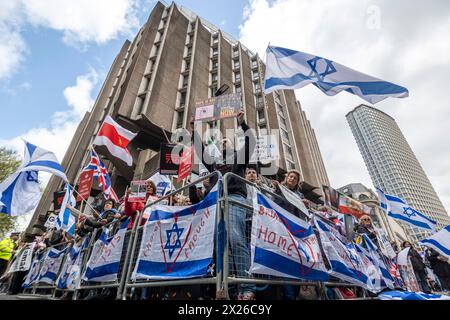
left=17, top=171, right=378, bottom=300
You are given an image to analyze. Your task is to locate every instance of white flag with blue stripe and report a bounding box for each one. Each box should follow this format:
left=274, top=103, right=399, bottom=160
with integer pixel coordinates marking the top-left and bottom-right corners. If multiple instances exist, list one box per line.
left=376, top=188, right=436, bottom=231
left=363, top=234, right=395, bottom=289
left=264, top=45, right=408, bottom=104
left=250, top=193, right=329, bottom=281
left=316, top=219, right=377, bottom=291
left=82, top=218, right=129, bottom=282
left=132, top=179, right=220, bottom=280
left=419, top=225, right=450, bottom=260
left=38, top=247, right=67, bottom=285
left=56, top=184, right=77, bottom=236
left=16, top=141, right=67, bottom=181
left=56, top=237, right=89, bottom=289
left=379, top=290, right=450, bottom=300
left=23, top=252, right=45, bottom=288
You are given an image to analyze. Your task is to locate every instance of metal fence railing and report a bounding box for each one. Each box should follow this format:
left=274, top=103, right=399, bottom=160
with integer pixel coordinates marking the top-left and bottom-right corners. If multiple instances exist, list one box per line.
left=14, top=171, right=383, bottom=300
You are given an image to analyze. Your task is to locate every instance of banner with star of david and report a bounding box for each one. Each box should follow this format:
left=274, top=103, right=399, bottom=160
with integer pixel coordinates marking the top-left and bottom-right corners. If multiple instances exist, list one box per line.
left=131, top=179, right=220, bottom=280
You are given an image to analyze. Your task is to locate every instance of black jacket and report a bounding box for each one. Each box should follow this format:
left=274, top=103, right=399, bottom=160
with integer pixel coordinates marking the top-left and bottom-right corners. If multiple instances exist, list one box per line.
left=193, top=121, right=255, bottom=198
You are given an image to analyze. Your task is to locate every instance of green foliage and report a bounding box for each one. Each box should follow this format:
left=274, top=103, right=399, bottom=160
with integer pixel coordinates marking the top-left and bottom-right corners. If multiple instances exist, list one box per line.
left=0, top=147, right=21, bottom=238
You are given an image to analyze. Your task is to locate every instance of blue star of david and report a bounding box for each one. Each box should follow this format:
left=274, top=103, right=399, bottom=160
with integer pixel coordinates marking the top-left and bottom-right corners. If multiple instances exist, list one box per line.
left=403, top=207, right=417, bottom=218
left=307, top=56, right=337, bottom=82
left=26, top=171, right=39, bottom=183
left=164, top=223, right=184, bottom=259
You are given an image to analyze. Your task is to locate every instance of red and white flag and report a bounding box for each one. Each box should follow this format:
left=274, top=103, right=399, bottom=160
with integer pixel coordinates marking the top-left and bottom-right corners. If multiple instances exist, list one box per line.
left=93, top=116, right=137, bottom=166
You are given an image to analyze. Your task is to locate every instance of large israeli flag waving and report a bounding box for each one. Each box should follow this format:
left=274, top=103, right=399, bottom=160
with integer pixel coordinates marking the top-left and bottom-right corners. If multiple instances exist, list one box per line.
left=376, top=188, right=436, bottom=231
left=132, top=178, right=221, bottom=280
left=56, top=184, right=77, bottom=236
left=264, top=45, right=408, bottom=104
left=419, top=225, right=450, bottom=260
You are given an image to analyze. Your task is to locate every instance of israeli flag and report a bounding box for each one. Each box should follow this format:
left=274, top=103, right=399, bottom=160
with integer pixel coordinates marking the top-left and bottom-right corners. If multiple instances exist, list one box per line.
left=38, top=247, right=67, bottom=285
left=315, top=219, right=375, bottom=291
left=264, top=45, right=408, bottom=104
left=23, top=252, right=45, bottom=288
left=250, top=193, right=328, bottom=281
left=376, top=188, right=437, bottom=231
left=82, top=218, right=129, bottom=282
left=379, top=290, right=450, bottom=300
left=420, top=225, right=450, bottom=260
left=132, top=179, right=220, bottom=280
left=56, top=184, right=77, bottom=236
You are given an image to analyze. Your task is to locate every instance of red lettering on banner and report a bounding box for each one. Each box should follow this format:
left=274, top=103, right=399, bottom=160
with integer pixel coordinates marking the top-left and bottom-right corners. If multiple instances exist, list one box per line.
left=184, top=208, right=211, bottom=259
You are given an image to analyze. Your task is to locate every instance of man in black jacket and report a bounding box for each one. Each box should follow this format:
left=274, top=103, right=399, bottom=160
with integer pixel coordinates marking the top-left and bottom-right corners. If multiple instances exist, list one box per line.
left=426, top=248, right=450, bottom=291
left=402, top=241, right=431, bottom=293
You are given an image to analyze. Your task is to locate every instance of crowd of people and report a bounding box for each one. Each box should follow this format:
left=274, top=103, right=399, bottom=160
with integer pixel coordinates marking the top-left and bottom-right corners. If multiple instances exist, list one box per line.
left=1, top=109, right=449, bottom=300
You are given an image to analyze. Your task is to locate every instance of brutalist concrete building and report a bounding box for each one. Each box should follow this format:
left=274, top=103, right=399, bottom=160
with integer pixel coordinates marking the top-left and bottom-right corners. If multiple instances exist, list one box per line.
left=27, top=2, right=329, bottom=236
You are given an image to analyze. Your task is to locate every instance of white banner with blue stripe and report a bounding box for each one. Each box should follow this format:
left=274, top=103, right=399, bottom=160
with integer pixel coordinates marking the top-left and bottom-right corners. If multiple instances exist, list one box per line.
left=132, top=180, right=220, bottom=280
left=379, top=290, right=450, bottom=300
left=56, top=237, right=89, bottom=289
left=56, top=184, right=77, bottom=236
left=316, top=219, right=377, bottom=291
left=363, top=234, right=395, bottom=289
left=376, top=188, right=437, bottom=231
left=38, top=247, right=67, bottom=285
left=23, top=252, right=45, bottom=288
left=264, top=45, right=408, bottom=104
left=420, top=225, right=450, bottom=260
left=82, top=218, right=129, bottom=282
left=249, top=193, right=328, bottom=281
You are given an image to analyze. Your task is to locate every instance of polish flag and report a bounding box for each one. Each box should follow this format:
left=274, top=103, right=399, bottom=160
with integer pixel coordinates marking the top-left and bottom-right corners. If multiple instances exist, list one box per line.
left=93, top=116, right=137, bottom=166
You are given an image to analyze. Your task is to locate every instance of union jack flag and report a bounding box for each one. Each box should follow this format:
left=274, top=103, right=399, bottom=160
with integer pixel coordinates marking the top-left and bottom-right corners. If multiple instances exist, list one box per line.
left=82, top=150, right=119, bottom=202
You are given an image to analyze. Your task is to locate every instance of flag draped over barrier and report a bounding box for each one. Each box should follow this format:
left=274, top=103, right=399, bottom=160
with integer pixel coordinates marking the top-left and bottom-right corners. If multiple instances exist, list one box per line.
left=376, top=188, right=437, bottom=231
left=264, top=45, right=409, bottom=104
left=419, top=225, right=450, bottom=259
left=379, top=290, right=450, bottom=300
left=93, top=116, right=137, bottom=166
left=82, top=218, right=129, bottom=282
left=316, top=219, right=380, bottom=291
left=7, top=243, right=35, bottom=274
left=249, top=193, right=329, bottom=281
left=38, top=247, right=67, bottom=285
left=363, top=234, right=395, bottom=289
left=23, top=252, right=45, bottom=288
left=132, top=179, right=220, bottom=280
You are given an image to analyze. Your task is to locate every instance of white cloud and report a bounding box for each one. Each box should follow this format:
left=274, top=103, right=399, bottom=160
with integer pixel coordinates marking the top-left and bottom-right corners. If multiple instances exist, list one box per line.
left=22, top=0, right=140, bottom=46
left=239, top=0, right=450, bottom=213
left=0, top=0, right=141, bottom=80
left=63, top=69, right=99, bottom=118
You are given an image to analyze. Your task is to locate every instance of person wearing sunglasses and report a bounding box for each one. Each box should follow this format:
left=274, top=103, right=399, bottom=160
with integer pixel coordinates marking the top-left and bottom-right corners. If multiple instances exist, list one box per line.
left=354, top=214, right=378, bottom=244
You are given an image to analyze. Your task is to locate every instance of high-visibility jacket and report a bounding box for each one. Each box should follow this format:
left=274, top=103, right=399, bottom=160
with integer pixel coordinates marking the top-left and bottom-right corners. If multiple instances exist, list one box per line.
left=0, top=238, right=15, bottom=261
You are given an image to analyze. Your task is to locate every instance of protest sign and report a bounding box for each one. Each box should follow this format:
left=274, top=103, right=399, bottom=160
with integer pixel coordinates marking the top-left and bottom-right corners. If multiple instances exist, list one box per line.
left=194, top=94, right=241, bottom=122
left=129, top=180, right=148, bottom=202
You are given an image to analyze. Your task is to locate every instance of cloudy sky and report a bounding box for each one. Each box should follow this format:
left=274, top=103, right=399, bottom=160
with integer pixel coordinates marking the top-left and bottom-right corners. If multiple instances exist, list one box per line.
left=1, top=0, right=449, bottom=229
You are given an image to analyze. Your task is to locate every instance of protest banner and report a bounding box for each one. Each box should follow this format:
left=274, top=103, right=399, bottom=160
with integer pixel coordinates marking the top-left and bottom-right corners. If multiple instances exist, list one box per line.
left=178, top=146, right=193, bottom=182
left=38, top=248, right=66, bottom=285
left=159, top=143, right=181, bottom=175
left=8, top=243, right=35, bottom=273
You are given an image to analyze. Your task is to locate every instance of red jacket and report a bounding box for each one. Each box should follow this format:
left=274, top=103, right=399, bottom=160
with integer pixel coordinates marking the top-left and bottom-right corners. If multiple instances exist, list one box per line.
left=124, top=195, right=147, bottom=229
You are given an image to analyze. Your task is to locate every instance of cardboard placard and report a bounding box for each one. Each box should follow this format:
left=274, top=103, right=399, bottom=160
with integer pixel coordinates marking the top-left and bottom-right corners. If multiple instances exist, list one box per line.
left=128, top=180, right=148, bottom=203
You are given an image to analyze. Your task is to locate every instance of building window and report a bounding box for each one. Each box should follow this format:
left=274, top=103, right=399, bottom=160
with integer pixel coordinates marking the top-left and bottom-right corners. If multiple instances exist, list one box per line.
left=234, top=73, right=241, bottom=82
left=212, top=47, right=218, bottom=56
left=176, top=110, right=184, bottom=129
left=212, top=59, right=218, bottom=70
left=187, top=46, right=192, bottom=56
left=210, top=86, right=217, bottom=97
left=286, top=160, right=296, bottom=171
left=211, top=73, right=218, bottom=84
left=257, top=109, right=265, bottom=122
left=235, top=85, right=241, bottom=95
left=233, top=60, right=240, bottom=69
left=259, top=125, right=268, bottom=135
left=253, top=71, right=259, bottom=79
left=179, top=91, right=187, bottom=107
left=251, top=60, right=258, bottom=68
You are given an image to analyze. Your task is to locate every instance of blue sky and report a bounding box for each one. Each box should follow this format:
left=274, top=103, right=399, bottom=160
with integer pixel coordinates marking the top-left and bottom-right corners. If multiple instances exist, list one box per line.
left=0, top=0, right=246, bottom=140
